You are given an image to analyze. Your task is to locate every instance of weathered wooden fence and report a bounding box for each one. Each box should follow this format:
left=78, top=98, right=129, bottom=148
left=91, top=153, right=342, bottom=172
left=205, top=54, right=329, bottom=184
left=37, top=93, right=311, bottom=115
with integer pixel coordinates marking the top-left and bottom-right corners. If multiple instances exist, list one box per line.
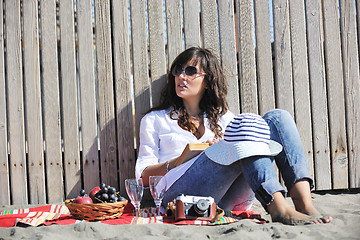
left=0, top=0, right=359, bottom=206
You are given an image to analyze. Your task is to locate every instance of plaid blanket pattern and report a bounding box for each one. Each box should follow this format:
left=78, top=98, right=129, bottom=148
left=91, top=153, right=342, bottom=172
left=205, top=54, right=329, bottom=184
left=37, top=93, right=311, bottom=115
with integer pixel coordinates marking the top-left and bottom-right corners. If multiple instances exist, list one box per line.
left=0, top=203, right=266, bottom=227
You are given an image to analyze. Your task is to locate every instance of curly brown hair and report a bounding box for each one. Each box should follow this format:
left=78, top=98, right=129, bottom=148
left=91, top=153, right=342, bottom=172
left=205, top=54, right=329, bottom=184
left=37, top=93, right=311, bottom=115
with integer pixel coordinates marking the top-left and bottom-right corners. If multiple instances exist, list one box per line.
left=148, top=47, right=229, bottom=138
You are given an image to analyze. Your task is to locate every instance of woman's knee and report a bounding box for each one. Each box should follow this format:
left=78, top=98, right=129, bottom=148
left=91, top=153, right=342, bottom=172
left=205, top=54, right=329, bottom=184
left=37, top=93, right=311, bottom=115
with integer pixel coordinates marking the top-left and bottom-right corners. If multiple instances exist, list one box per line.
left=263, top=109, right=296, bottom=131
left=263, top=109, right=292, bottom=122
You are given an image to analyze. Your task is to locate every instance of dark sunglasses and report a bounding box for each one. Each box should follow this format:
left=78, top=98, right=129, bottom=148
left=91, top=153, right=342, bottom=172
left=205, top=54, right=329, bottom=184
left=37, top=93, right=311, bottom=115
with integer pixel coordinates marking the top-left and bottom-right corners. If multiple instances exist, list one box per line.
left=172, top=65, right=206, bottom=77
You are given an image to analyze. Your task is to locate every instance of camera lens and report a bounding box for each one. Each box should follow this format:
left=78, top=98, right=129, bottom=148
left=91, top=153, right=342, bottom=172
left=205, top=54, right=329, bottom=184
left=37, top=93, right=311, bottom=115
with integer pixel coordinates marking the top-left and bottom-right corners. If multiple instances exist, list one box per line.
left=194, top=199, right=209, bottom=216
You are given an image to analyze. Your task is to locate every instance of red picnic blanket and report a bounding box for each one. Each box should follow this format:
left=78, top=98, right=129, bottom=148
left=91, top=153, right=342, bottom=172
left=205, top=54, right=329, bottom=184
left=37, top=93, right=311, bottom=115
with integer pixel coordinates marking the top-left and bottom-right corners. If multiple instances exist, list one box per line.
left=0, top=203, right=267, bottom=227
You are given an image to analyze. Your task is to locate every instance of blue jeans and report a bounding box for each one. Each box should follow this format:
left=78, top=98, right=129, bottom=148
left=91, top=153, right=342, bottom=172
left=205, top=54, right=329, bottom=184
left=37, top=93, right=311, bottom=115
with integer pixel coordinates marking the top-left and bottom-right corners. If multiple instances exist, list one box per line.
left=162, top=109, right=314, bottom=211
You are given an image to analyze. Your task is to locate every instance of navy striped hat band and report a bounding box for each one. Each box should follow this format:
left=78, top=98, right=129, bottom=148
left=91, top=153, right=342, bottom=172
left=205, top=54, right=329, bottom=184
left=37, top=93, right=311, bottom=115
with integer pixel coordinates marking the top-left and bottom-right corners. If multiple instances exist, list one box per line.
left=223, top=113, right=271, bottom=144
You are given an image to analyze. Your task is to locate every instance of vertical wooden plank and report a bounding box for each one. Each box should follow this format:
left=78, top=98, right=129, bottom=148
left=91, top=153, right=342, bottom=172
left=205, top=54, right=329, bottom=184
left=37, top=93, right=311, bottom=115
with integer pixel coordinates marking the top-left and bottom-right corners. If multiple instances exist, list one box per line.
left=218, top=0, right=240, bottom=114
left=40, top=0, right=64, bottom=203
left=357, top=0, right=360, bottom=53
left=0, top=0, right=10, bottom=205
left=112, top=0, right=135, bottom=196
left=77, top=0, right=99, bottom=192
left=5, top=0, right=28, bottom=204
left=288, top=0, right=314, bottom=180
left=94, top=0, right=117, bottom=187
left=148, top=0, right=167, bottom=107
left=130, top=0, right=150, bottom=150
left=23, top=0, right=46, bottom=204
left=254, top=0, right=276, bottom=115
left=59, top=0, right=81, bottom=198
left=305, top=0, right=331, bottom=190
left=235, top=0, right=258, bottom=114
left=339, top=0, right=360, bottom=188
left=201, top=0, right=220, bottom=56
left=272, top=0, right=293, bottom=116
left=355, top=0, right=360, bottom=190
left=165, top=0, right=183, bottom=66
left=253, top=0, right=279, bottom=181
left=322, top=0, right=348, bottom=189
left=183, top=0, right=201, bottom=48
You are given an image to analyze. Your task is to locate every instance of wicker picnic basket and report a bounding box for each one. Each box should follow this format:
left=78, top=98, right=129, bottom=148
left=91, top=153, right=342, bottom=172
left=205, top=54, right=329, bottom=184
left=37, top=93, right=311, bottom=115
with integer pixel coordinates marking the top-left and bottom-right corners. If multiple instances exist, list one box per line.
left=65, top=198, right=128, bottom=221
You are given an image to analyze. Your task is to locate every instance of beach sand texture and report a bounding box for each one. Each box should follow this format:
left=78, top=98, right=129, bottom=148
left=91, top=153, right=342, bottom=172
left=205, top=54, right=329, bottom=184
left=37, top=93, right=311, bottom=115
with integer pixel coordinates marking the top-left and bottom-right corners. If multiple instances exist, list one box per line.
left=0, top=191, right=359, bottom=240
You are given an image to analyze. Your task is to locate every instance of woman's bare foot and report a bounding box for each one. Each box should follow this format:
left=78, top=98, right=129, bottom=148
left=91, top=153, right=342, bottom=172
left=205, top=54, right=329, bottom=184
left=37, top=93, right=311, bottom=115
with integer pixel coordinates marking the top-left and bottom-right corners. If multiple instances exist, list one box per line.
left=289, top=179, right=332, bottom=224
left=267, top=192, right=313, bottom=225
left=267, top=192, right=332, bottom=225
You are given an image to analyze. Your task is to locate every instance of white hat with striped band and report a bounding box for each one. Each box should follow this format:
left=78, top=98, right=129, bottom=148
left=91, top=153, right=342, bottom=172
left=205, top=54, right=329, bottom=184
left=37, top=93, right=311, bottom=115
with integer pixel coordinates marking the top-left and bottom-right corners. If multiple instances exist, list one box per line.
left=204, top=113, right=283, bottom=165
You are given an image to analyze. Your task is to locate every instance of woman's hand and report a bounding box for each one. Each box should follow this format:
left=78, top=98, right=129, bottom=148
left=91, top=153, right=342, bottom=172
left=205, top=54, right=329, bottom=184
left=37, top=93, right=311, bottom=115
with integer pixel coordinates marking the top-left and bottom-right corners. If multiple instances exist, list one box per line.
left=203, top=138, right=221, bottom=145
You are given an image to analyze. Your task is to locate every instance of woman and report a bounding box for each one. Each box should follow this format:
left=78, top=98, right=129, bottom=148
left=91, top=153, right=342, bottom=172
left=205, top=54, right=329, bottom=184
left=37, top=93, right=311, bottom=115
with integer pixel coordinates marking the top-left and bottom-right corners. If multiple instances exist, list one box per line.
left=135, top=47, right=331, bottom=225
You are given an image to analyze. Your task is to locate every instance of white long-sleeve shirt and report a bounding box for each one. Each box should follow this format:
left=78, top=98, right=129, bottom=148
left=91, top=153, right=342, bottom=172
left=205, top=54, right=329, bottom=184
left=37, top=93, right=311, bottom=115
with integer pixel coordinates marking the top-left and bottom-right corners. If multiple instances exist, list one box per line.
left=135, top=108, right=234, bottom=190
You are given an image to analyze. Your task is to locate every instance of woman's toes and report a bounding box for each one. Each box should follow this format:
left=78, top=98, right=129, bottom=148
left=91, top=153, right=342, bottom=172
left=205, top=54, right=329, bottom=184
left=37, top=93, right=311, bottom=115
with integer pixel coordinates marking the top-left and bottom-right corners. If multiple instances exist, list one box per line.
left=307, top=216, right=332, bottom=224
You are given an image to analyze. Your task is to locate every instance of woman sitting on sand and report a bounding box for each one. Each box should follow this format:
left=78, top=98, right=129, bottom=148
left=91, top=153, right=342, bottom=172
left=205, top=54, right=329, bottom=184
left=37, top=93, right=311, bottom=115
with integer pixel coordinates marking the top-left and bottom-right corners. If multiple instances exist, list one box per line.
left=135, top=47, right=332, bottom=225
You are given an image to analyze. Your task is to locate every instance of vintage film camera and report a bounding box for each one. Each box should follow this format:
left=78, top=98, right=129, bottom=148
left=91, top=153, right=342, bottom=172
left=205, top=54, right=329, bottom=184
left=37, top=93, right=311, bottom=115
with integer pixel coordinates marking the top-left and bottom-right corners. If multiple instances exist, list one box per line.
left=174, top=194, right=217, bottom=221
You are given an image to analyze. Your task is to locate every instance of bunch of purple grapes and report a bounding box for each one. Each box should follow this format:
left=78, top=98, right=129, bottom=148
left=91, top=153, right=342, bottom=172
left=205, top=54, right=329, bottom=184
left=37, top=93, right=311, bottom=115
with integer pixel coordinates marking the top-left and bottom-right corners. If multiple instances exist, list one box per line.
left=93, top=183, right=126, bottom=203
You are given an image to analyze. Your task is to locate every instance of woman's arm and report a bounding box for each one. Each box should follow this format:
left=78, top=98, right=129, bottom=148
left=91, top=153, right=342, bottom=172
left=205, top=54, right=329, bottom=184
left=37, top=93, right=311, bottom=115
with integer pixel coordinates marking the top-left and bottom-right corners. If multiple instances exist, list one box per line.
left=136, top=111, right=181, bottom=187
left=141, top=136, right=221, bottom=186
left=140, top=157, right=178, bottom=186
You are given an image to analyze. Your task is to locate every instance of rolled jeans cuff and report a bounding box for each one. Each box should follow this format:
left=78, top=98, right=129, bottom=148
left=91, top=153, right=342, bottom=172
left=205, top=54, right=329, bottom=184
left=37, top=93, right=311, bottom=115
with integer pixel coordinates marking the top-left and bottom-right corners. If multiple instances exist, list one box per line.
left=283, top=162, right=315, bottom=191
left=255, top=178, right=286, bottom=207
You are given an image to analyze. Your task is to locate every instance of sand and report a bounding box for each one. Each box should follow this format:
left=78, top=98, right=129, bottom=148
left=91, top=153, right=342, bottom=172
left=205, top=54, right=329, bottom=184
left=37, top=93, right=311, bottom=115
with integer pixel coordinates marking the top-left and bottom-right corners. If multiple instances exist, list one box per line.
left=0, top=191, right=359, bottom=240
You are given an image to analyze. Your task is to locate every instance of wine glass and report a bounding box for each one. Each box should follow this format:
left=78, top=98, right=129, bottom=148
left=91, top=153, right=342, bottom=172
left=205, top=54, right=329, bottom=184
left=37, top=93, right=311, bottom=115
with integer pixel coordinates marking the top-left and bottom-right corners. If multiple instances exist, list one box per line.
left=125, top=178, right=144, bottom=217
left=149, top=176, right=167, bottom=216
